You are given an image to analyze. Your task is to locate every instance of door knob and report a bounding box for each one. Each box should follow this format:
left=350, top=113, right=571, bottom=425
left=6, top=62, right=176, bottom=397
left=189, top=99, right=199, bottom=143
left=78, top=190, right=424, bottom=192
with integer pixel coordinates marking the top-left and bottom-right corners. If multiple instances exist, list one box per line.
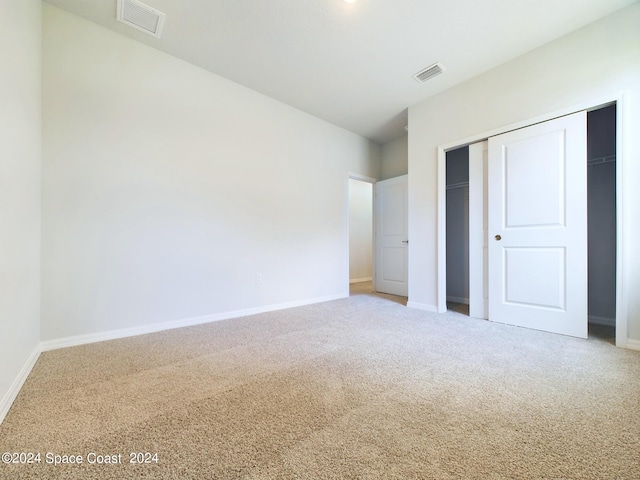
left=402, top=240, right=409, bottom=244
left=494, top=235, right=502, bottom=241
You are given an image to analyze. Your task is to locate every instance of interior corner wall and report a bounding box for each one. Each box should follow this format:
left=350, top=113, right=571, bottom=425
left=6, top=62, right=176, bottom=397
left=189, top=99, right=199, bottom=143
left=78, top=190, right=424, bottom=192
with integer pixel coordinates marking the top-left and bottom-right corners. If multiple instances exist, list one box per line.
left=348, top=179, right=373, bottom=282
left=381, top=135, right=408, bottom=180
left=407, top=2, right=640, bottom=341
left=41, top=4, right=381, bottom=342
left=0, top=0, right=42, bottom=416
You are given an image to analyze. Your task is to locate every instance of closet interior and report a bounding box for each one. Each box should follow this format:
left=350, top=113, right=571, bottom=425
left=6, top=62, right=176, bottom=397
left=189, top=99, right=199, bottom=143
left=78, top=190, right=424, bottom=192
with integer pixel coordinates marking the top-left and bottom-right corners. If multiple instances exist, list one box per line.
left=445, top=146, right=470, bottom=315
left=587, top=104, right=616, bottom=339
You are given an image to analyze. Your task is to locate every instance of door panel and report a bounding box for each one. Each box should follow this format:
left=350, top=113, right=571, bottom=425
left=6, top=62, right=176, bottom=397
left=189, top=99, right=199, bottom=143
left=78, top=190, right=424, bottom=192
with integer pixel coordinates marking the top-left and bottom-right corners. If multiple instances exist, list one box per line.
left=504, top=132, right=566, bottom=228
left=504, top=247, right=565, bottom=309
left=488, top=112, right=587, bottom=338
left=469, top=141, right=488, bottom=319
left=382, top=248, right=405, bottom=282
left=375, top=175, right=408, bottom=296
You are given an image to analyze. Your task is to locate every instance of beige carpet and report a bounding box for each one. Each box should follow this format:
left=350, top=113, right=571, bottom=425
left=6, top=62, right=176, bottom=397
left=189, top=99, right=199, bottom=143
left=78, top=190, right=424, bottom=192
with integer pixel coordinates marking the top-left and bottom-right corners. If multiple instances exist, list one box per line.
left=1, top=285, right=639, bottom=479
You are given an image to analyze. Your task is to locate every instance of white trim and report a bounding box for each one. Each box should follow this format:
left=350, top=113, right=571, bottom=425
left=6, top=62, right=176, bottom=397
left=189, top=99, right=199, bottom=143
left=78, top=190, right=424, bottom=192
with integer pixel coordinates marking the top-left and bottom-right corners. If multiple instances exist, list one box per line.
left=350, top=277, right=372, bottom=284
left=588, top=315, right=616, bottom=327
left=436, top=91, right=629, bottom=347
left=41, top=294, right=346, bottom=352
left=437, top=143, right=447, bottom=313
left=614, top=96, right=628, bottom=349
left=626, top=339, right=640, bottom=351
left=0, top=346, right=41, bottom=425
left=407, top=301, right=438, bottom=313
left=446, top=296, right=469, bottom=305
left=348, top=172, right=378, bottom=184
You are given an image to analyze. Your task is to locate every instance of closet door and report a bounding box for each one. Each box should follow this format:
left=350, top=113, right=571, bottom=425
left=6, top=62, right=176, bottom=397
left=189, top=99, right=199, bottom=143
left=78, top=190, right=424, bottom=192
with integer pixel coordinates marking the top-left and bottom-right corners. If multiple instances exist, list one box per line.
left=488, top=112, right=587, bottom=338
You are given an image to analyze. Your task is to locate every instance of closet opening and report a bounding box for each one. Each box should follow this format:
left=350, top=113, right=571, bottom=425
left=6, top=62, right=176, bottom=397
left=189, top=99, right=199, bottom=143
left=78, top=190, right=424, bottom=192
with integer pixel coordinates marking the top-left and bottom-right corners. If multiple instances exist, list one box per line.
left=445, top=146, right=470, bottom=315
left=348, top=177, right=374, bottom=296
left=443, top=104, right=617, bottom=344
left=587, top=104, right=616, bottom=343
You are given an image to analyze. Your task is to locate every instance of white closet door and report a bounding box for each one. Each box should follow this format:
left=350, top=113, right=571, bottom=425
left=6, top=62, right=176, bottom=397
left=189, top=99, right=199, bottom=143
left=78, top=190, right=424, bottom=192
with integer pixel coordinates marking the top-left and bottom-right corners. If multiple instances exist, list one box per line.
left=488, top=112, right=587, bottom=338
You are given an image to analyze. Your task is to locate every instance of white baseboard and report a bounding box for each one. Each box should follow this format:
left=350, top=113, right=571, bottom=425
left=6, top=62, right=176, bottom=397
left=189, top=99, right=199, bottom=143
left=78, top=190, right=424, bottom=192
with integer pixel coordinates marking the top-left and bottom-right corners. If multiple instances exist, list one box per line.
left=588, top=315, right=616, bottom=327
left=446, top=296, right=469, bottom=305
left=406, top=301, right=438, bottom=313
left=0, top=345, right=41, bottom=425
left=627, top=339, right=640, bottom=351
left=41, top=293, right=347, bottom=352
left=349, top=277, right=373, bottom=284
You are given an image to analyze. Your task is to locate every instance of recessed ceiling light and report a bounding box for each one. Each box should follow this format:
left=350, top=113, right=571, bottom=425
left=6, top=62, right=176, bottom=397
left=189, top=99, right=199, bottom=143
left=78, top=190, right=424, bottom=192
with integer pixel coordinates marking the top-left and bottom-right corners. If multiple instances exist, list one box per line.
left=344, top=0, right=358, bottom=3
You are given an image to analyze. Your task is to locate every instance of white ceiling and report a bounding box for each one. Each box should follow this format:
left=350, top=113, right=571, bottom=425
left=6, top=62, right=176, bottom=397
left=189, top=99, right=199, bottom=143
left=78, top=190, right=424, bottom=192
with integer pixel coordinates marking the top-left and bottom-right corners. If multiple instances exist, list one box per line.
left=43, top=0, right=636, bottom=144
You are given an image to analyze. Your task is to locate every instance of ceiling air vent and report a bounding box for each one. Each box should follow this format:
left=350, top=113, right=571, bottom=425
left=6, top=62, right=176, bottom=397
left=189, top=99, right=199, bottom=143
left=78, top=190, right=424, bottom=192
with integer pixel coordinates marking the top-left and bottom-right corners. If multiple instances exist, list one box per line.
left=117, top=0, right=165, bottom=38
left=413, top=62, right=445, bottom=83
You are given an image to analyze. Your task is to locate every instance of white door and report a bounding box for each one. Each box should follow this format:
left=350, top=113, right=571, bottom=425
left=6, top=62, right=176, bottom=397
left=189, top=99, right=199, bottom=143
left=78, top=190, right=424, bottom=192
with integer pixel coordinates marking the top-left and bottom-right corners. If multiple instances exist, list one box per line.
left=375, top=175, right=408, bottom=296
left=488, top=112, right=587, bottom=338
left=469, top=141, right=488, bottom=319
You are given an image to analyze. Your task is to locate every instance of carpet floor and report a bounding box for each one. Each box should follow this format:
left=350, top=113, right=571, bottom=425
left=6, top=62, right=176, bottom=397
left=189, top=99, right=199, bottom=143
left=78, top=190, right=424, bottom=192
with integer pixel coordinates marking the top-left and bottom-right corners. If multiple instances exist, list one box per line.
left=1, top=285, right=639, bottom=479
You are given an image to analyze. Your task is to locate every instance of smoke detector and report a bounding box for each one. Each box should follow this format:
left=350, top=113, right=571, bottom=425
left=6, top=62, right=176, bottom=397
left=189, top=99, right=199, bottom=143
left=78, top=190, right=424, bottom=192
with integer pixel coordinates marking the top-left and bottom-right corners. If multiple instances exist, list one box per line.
left=413, top=62, right=445, bottom=83
left=117, top=0, right=165, bottom=38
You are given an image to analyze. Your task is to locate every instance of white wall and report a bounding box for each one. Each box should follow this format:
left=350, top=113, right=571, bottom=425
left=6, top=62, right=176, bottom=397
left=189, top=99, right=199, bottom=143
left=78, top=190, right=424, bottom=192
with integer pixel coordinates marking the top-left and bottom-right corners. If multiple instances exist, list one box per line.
left=381, top=135, right=408, bottom=180
left=42, top=5, right=380, bottom=341
left=408, top=2, right=640, bottom=343
left=349, top=179, right=373, bottom=282
left=0, top=0, right=42, bottom=419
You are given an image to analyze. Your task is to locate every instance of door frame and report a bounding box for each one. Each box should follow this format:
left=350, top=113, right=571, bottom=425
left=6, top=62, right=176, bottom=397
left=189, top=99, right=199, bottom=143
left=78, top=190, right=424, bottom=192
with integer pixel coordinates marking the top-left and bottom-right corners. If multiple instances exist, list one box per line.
left=435, top=91, right=629, bottom=348
left=347, top=173, right=378, bottom=292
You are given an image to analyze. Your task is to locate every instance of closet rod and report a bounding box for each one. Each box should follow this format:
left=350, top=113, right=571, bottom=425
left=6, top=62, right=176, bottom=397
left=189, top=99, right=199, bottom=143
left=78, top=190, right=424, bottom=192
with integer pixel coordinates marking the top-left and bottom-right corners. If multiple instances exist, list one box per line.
left=446, top=181, right=469, bottom=190
left=587, top=155, right=616, bottom=166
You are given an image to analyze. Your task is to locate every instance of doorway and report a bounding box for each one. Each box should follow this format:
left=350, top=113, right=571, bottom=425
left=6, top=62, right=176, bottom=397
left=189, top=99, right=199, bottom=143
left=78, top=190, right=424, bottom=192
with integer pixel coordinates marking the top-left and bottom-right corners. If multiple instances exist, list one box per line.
left=442, top=104, right=617, bottom=342
left=348, top=177, right=374, bottom=295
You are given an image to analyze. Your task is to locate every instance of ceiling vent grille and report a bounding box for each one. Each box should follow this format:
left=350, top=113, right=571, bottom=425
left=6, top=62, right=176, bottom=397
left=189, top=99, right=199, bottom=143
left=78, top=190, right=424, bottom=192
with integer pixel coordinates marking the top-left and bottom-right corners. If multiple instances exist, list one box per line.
left=117, top=0, right=165, bottom=38
left=413, top=62, right=445, bottom=83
